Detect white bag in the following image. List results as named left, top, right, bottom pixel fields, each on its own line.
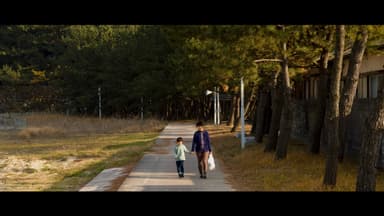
left=208, top=153, right=215, bottom=170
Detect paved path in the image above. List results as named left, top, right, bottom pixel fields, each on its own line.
left=117, top=122, right=234, bottom=191
left=79, top=167, right=126, bottom=191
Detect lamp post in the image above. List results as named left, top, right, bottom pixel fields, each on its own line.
left=206, top=87, right=220, bottom=125
left=240, top=77, right=245, bottom=149
left=213, top=87, right=217, bottom=125
left=216, top=86, right=220, bottom=125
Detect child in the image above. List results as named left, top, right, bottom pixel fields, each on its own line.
left=174, top=137, right=189, bottom=178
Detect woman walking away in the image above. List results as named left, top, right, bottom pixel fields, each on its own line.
left=191, top=121, right=212, bottom=179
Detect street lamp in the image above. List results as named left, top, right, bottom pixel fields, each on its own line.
left=206, top=87, right=220, bottom=125
left=205, top=89, right=216, bottom=125
left=98, top=87, right=101, bottom=119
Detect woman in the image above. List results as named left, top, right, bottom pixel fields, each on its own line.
left=191, top=121, right=212, bottom=179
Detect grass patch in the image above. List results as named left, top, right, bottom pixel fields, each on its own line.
left=209, top=126, right=384, bottom=191
left=0, top=113, right=165, bottom=191
left=103, top=140, right=153, bottom=150
left=46, top=145, right=151, bottom=191
left=22, top=113, right=165, bottom=135
left=0, top=133, right=158, bottom=191
left=18, top=127, right=64, bottom=139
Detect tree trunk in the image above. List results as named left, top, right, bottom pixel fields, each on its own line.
left=356, top=76, right=384, bottom=192
left=339, top=26, right=369, bottom=162
left=246, top=94, right=258, bottom=121
left=244, top=85, right=258, bottom=119
left=228, top=90, right=237, bottom=126
left=251, top=101, right=258, bottom=134
left=228, top=103, right=235, bottom=126
left=265, top=73, right=283, bottom=152
left=263, top=91, right=272, bottom=135
left=231, top=83, right=256, bottom=132
left=207, top=96, right=212, bottom=121
left=166, top=100, right=170, bottom=120
left=230, top=94, right=241, bottom=132
left=202, top=96, right=211, bottom=121
left=323, top=25, right=345, bottom=186
left=275, top=30, right=292, bottom=160
left=255, top=87, right=269, bottom=143
left=251, top=91, right=259, bottom=134
left=320, top=90, right=330, bottom=152
left=310, top=48, right=330, bottom=154
left=275, top=59, right=292, bottom=160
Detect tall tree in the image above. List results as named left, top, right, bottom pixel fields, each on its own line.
left=228, top=86, right=239, bottom=126
left=250, top=62, right=278, bottom=139
left=356, top=75, right=384, bottom=191
left=309, top=26, right=335, bottom=154
left=338, top=26, right=369, bottom=162
left=275, top=25, right=292, bottom=160
left=254, top=85, right=269, bottom=142
left=323, top=25, right=345, bottom=186
left=265, top=72, right=283, bottom=152
left=309, top=48, right=331, bottom=154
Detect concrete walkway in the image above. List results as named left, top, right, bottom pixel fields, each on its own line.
left=117, top=122, right=234, bottom=191
left=79, top=167, right=126, bottom=191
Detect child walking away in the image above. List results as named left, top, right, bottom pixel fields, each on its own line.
left=174, top=137, right=189, bottom=178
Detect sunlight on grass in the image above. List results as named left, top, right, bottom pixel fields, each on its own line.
left=209, top=125, right=384, bottom=191
left=0, top=113, right=165, bottom=191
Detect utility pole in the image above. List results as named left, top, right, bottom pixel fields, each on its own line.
left=213, top=87, right=217, bottom=125
left=217, top=86, right=220, bottom=125
left=240, top=77, right=245, bottom=149
left=141, top=96, right=144, bottom=121
left=98, top=87, right=101, bottom=119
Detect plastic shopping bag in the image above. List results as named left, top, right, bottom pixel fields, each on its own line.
left=208, top=153, right=215, bottom=170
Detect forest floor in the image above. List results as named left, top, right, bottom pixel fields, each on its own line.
left=208, top=124, right=384, bottom=191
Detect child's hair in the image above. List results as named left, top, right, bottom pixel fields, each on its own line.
left=176, top=137, right=183, bottom=142
left=196, top=121, right=204, bottom=127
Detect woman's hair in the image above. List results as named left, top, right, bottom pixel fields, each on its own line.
left=196, top=121, right=204, bottom=127
left=176, top=137, right=183, bottom=142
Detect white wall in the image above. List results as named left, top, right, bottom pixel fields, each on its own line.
left=343, top=54, right=384, bottom=75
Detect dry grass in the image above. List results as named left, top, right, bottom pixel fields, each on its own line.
left=0, top=113, right=166, bottom=191
left=0, top=132, right=159, bottom=191
left=18, top=127, right=64, bottom=139
left=18, top=113, right=164, bottom=137
left=209, top=125, right=384, bottom=191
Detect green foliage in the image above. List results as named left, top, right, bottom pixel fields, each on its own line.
left=1, top=25, right=383, bottom=118
left=0, top=65, right=20, bottom=83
